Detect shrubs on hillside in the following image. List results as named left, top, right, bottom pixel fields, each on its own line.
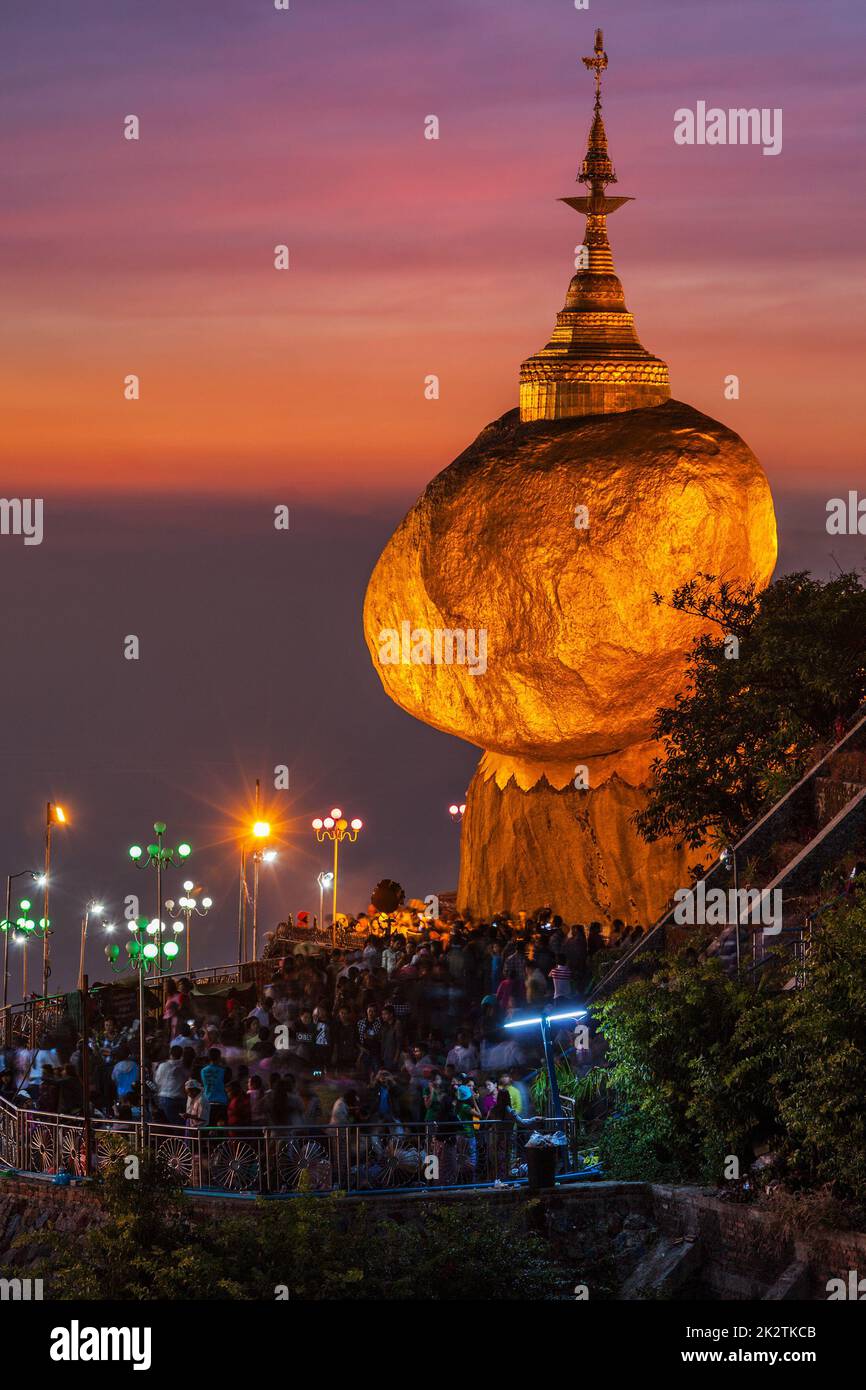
left=16, top=1154, right=564, bottom=1300
left=594, top=887, right=866, bottom=1219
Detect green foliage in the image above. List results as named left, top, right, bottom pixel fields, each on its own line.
left=635, top=571, right=866, bottom=850
left=593, top=955, right=780, bottom=1184
left=18, top=1150, right=219, bottom=1301
left=19, top=1171, right=564, bottom=1301
left=592, top=888, right=866, bottom=1214
left=531, top=1062, right=609, bottom=1118
left=596, top=1110, right=683, bottom=1184
left=773, top=889, right=866, bottom=1205
left=685, top=988, right=788, bottom=1181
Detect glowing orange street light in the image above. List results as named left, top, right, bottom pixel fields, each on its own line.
left=43, top=801, right=68, bottom=997
left=312, top=809, right=363, bottom=947
left=237, top=782, right=279, bottom=964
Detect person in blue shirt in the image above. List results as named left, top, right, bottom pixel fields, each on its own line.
left=111, top=1046, right=140, bottom=1114
left=200, top=1046, right=229, bottom=1126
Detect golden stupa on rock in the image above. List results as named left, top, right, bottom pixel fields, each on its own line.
left=363, top=31, right=778, bottom=925
left=520, top=31, right=670, bottom=420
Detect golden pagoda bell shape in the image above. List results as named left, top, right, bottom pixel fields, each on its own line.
left=519, top=30, right=670, bottom=420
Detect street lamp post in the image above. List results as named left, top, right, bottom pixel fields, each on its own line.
left=127, top=822, right=190, bottom=1112
left=238, top=816, right=277, bottom=964
left=448, top=802, right=466, bottom=824
left=237, top=843, right=247, bottom=967
left=80, top=971, right=93, bottom=1176
left=504, top=1005, right=588, bottom=1123
left=312, top=809, right=363, bottom=947
left=43, top=802, right=67, bottom=998
left=7, top=895, right=48, bottom=999
left=165, top=881, right=212, bottom=972
left=251, top=822, right=277, bottom=960
left=128, top=822, right=192, bottom=948
left=78, top=900, right=106, bottom=991
left=1, top=869, right=39, bottom=1011
left=104, top=915, right=184, bottom=1148
left=317, top=871, right=334, bottom=940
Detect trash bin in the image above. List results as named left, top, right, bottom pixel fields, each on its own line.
left=526, top=1144, right=557, bottom=1190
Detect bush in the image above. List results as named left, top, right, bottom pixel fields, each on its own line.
left=591, top=887, right=866, bottom=1215
left=19, top=1176, right=565, bottom=1301
left=593, top=956, right=775, bottom=1183
left=773, top=888, right=866, bottom=1207
left=636, top=570, right=866, bottom=849
left=596, top=1110, right=684, bottom=1184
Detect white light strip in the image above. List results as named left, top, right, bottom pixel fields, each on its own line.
left=504, top=1009, right=587, bottom=1029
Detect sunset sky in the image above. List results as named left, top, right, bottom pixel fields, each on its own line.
left=0, top=0, right=863, bottom=989
left=2, top=0, right=864, bottom=499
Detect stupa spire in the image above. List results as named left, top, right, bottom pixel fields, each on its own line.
left=579, top=29, right=616, bottom=189
left=519, top=30, right=670, bottom=422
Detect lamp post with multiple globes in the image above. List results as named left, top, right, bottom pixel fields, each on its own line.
left=448, top=802, right=466, bottom=824
left=311, top=810, right=363, bottom=947
left=103, top=916, right=183, bottom=977
left=144, top=915, right=185, bottom=971
left=126, top=823, right=191, bottom=1094
left=10, top=895, right=49, bottom=999
left=128, top=822, right=192, bottom=946
left=165, top=881, right=212, bottom=972
left=104, top=915, right=183, bottom=1146
left=1, top=870, right=41, bottom=1009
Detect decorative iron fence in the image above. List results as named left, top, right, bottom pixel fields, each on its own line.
left=0, top=994, right=68, bottom=1049
left=0, top=961, right=260, bottom=1048
left=0, top=1097, right=581, bottom=1195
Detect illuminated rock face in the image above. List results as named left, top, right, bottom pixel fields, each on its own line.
left=363, top=401, right=776, bottom=925
left=457, top=747, right=695, bottom=925
left=362, top=31, right=778, bottom=925
left=363, top=399, right=777, bottom=763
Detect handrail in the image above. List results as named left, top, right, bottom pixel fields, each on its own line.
left=0, top=1096, right=579, bottom=1195
left=591, top=705, right=866, bottom=1000
left=0, top=1089, right=562, bottom=1136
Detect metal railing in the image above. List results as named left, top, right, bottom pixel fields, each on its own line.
left=0, top=960, right=264, bottom=1049
left=591, top=704, right=866, bottom=1001
left=0, top=994, right=68, bottom=1049
left=0, top=1095, right=580, bottom=1195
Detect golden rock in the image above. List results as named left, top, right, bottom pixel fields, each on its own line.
left=363, top=399, right=776, bottom=763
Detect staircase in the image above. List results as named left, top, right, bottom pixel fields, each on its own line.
left=592, top=706, right=866, bottom=998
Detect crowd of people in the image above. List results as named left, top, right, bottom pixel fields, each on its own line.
left=0, top=910, right=639, bottom=1145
